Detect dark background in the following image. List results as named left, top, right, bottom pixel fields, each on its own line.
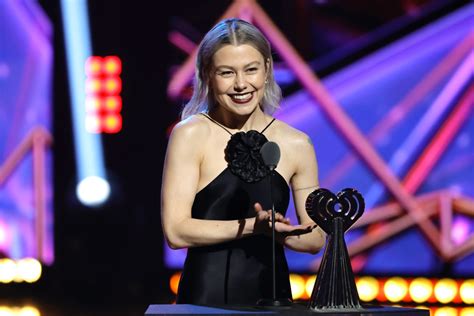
left=1, top=0, right=467, bottom=314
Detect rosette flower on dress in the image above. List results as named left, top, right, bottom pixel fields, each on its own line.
left=224, top=130, right=270, bottom=183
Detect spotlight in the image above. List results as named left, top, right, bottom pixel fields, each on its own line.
left=85, top=56, right=103, bottom=76
left=18, top=306, right=41, bottom=316
left=460, top=307, right=474, bottom=316
left=16, top=258, right=42, bottom=283
left=384, top=277, right=408, bottom=302
left=356, top=276, right=379, bottom=302
left=169, top=272, right=181, bottom=295
left=409, top=277, right=433, bottom=303
left=433, top=306, right=457, bottom=316
left=434, top=279, right=457, bottom=304
left=76, top=176, right=111, bottom=207
left=459, top=279, right=474, bottom=304
left=103, top=56, right=122, bottom=76
left=0, top=259, right=16, bottom=283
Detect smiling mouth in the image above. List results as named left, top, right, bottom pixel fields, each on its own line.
left=229, top=92, right=253, bottom=103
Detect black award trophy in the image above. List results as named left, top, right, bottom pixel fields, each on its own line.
left=305, top=188, right=429, bottom=315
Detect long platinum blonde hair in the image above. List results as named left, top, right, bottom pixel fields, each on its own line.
left=181, top=18, right=282, bottom=120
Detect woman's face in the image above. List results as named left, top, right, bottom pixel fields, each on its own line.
left=210, top=44, right=268, bottom=116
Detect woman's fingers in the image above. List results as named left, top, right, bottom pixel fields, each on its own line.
left=273, top=222, right=314, bottom=235
left=254, top=202, right=264, bottom=213
left=266, top=210, right=291, bottom=224
left=254, top=203, right=295, bottom=235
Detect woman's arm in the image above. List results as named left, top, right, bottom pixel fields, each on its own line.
left=282, top=134, right=326, bottom=254
left=161, top=119, right=275, bottom=249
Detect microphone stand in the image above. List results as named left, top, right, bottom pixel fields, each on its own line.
left=270, top=169, right=277, bottom=302
left=257, top=166, right=292, bottom=308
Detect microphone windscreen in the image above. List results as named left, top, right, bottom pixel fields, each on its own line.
left=260, top=141, right=280, bottom=170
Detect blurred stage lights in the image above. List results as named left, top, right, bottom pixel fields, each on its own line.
left=167, top=273, right=474, bottom=307
left=0, top=305, right=41, bottom=316
left=434, top=306, right=458, bottom=316
left=289, top=274, right=306, bottom=300
left=85, top=56, right=123, bottom=134
left=434, top=278, right=458, bottom=304
left=85, top=78, right=122, bottom=95
left=0, top=258, right=41, bottom=283
left=0, top=306, right=40, bottom=316
left=356, top=276, right=379, bottom=302
left=459, top=279, right=474, bottom=304
left=85, top=56, right=122, bottom=76
left=169, top=272, right=181, bottom=296
left=460, top=307, right=474, bottom=316
left=409, top=277, right=433, bottom=303
left=305, top=275, right=316, bottom=299
left=76, top=176, right=111, bottom=207
left=384, top=277, right=409, bottom=303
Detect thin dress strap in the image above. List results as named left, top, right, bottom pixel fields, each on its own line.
left=260, top=118, right=276, bottom=134
left=200, top=113, right=233, bottom=136
left=200, top=113, right=276, bottom=135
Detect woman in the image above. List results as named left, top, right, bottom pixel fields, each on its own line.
left=161, top=18, right=325, bottom=306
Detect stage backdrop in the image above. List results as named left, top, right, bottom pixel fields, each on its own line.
left=164, top=4, right=474, bottom=276
left=0, top=1, right=54, bottom=264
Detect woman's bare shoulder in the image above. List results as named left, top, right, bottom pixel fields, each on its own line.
left=272, top=119, right=313, bottom=148
left=170, top=114, right=211, bottom=141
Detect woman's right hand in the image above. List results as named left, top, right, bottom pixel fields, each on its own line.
left=253, top=203, right=313, bottom=237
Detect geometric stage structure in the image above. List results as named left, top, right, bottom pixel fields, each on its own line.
left=0, top=1, right=54, bottom=264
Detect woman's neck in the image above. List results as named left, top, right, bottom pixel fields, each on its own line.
left=209, top=106, right=267, bottom=132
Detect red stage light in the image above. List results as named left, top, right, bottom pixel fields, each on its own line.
left=103, top=77, right=122, bottom=95
left=103, top=56, right=122, bottom=76
left=85, top=56, right=103, bottom=76
left=85, top=96, right=102, bottom=113
left=104, top=96, right=122, bottom=112
left=102, top=113, right=122, bottom=133
left=85, top=78, right=102, bottom=95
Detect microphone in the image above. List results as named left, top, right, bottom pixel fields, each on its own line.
left=260, top=141, right=280, bottom=171
left=257, top=142, right=292, bottom=307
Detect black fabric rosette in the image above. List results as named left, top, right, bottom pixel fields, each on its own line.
left=224, top=130, right=270, bottom=183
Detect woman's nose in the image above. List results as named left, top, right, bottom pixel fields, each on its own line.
left=234, top=73, right=247, bottom=91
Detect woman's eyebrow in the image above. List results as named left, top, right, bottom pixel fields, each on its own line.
left=215, top=61, right=261, bottom=70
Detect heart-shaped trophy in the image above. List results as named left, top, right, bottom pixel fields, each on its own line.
left=305, top=188, right=364, bottom=311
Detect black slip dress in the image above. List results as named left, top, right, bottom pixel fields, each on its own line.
left=176, top=113, right=292, bottom=306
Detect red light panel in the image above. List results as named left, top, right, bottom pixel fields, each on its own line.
left=84, top=55, right=123, bottom=134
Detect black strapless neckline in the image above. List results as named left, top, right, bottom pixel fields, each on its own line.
left=196, top=168, right=289, bottom=196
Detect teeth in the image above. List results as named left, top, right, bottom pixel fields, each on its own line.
left=232, top=93, right=252, bottom=100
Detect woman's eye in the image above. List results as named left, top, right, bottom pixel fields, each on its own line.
left=246, top=67, right=258, bottom=73
left=219, top=71, right=233, bottom=77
